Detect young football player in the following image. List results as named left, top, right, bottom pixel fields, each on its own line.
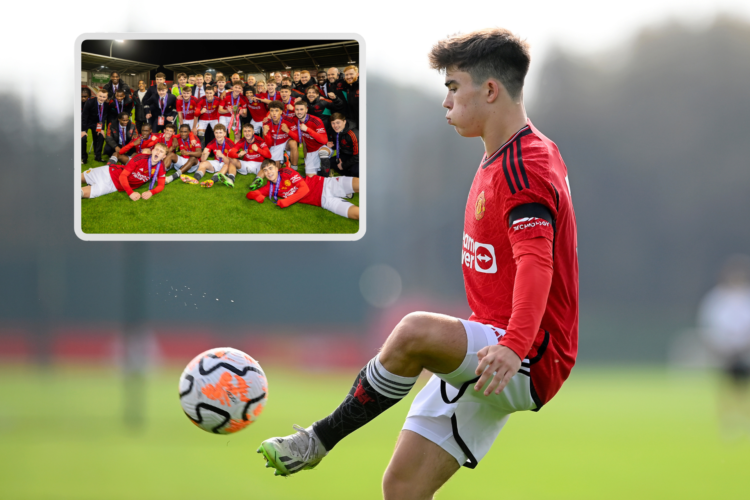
left=289, top=100, right=329, bottom=177
left=81, top=88, right=110, bottom=162
left=114, top=122, right=158, bottom=164
left=329, top=113, right=359, bottom=178
left=172, top=73, right=190, bottom=97
left=243, top=87, right=267, bottom=135
left=262, top=101, right=298, bottom=170
left=196, top=86, right=220, bottom=148
left=258, top=80, right=281, bottom=105
left=258, top=29, right=579, bottom=500
left=226, top=123, right=272, bottom=179
left=282, top=76, right=306, bottom=101
left=153, top=123, right=181, bottom=171
left=246, top=159, right=359, bottom=220
left=166, top=124, right=203, bottom=184
left=188, top=75, right=196, bottom=86
left=176, top=86, right=199, bottom=131
left=192, top=73, right=207, bottom=100
left=219, top=82, right=248, bottom=139
left=81, top=142, right=168, bottom=201
left=278, top=85, right=298, bottom=119
left=107, top=90, right=134, bottom=129
left=204, top=72, right=214, bottom=87
left=193, top=123, right=236, bottom=187
left=304, top=86, right=343, bottom=142
left=104, top=112, right=138, bottom=164
left=151, top=83, right=178, bottom=133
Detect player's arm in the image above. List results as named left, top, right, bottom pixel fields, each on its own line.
left=246, top=183, right=270, bottom=203
left=118, top=163, right=140, bottom=200
left=218, top=97, right=230, bottom=114
left=118, top=137, right=136, bottom=155
left=145, top=173, right=167, bottom=197
left=104, top=126, right=118, bottom=150
left=257, top=144, right=272, bottom=159
left=276, top=179, right=310, bottom=208
left=200, top=146, right=211, bottom=161
left=474, top=203, right=556, bottom=396
left=227, top=145, right=243, bottom=159
left=307, top=124, right=328, bottom=145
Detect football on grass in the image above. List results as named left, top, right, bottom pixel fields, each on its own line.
left=179, top=347, right=268, bottom=434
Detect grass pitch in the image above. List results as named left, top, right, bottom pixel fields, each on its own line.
left=80, top=133, right=359, bottom=235
left=0, top=365, right=748, bottom=499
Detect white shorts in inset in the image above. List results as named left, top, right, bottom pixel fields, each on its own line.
left=304, top=151, right=321, bottom=175
left=403, top=319, right=537, bottom=468
left=204, top=159, right=225, bottom=173
left=174, top=155, right=199, bottom=173
left=218, top=116, right=231, bottom=129
left=321, top=176, right=355, bottom=218
left=197, top=119, right=218, bottom=131
left=269, top=143, right=288, bottom=161
left=83, top=166, right=118, bottom=199
left=238, top=160, right=263, bottom=176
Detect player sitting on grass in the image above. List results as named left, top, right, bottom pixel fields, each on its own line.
left=257, top=29, right=578, bottom=500
left=177, top=86, right=199, bottom=131
left=227, top=123, right=272, bottom=180
left=82, top=142, right=168, bottom=201
left=262, top=101, right=298, bottom=170
left=246, top=159, right=359, bottom=220
left=166, top=124, right=203, bottom=184
left=104, top=112, right=137, bottom=165
left=193, top=123, right=236, bottom=187
left=111, top=123, right=157, bottom=165
left=196, top=86, right=220, bottom=149
left=290, top=100, right=330, bottom=177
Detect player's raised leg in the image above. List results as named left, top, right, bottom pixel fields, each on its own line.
left=258, top=312, right=467, bottom=476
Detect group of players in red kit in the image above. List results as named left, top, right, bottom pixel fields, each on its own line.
left=80, top=66, right=361, bottom=221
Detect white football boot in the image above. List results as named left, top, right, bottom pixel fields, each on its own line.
left=257, top=425, right=328, bottom=476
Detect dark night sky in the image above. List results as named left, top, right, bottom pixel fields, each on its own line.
left=81, top=39, right=342, bottom=78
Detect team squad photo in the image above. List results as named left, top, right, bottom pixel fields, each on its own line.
left=79, top=39, right=361, bottom=235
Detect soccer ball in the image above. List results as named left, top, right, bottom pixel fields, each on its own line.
left=179, top=347, right=268, bottom=434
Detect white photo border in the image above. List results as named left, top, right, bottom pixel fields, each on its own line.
left=74, top=32, right=365, bottom=242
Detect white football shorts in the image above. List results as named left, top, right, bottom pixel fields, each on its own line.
left=197, top=119, right=218, bottom=131
left=269, top=143, right=288, bottom=161
left=205, top=159, right=225, bottom=173
left=218, top=116, right=231, bottom=129
left=238, top=160, right=263, bottom=176
left=83, top=166, right=118, bottom=199
left=304, top=151, right=321, bottom=175
left=321, top=177, right=355, bottom=218
left=251, top=119, right=263, bottom=135
left=403, top=319, right=537, bottom=468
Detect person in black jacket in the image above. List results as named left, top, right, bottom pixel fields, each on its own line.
left=133, top=80, right=151, bottom=134
left=103, top=71, right=132, bottom=99
left=330, top=113, right=359, bottom=178
left=81, top=88, right=93, bottom=164
left=107, top=90, right=134, bottom=129
left=303, top=86, right=345, bottom=142
left=81, top=88, right=111, bottom=163
left=149, top=84, right=178, bottom=133
left=104, top=112, right=138, bottom=164
left=341, top=65, right=359, bottom=128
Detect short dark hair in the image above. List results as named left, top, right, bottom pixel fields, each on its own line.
left=117, top=112, right=130, bottom=120
left=330, top=112, right=346, bottom=122
left=165, top=123, right=176, bottom=132
left=295, top=100, right=308, bottom=109
left=213, top=123, right=227, bottom=133
left=279, top=85, right=292, bottom=91
left=428, top=28, right=530, bottom=99
left=179, top=124, right=190, bottom=130
left=242, top=122, right=255, bottom=130
left=261, top=158, right=276, bottom=169
left=268, top=101, right=284, bottom=111
left=245, top=86, right=256, bottom=95
left=306, top=86, right=320, bottom=96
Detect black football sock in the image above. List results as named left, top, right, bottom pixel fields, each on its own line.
left=227, top=174, right=235, bottom=181
left=312, top=356, right=418, bottom=451
left=194, top=171, right=203, bottom=181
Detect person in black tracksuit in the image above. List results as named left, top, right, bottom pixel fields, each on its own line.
left=103, top=112, right=138, bottom=163
left=133, top=80, right=151, bottom=134
left=341, top=67, right=360, bottom=129
left=81, top=88, right=93, bottom=164
left=330, top=112, right=359, bottom=178
left=102, top=71, right=132, bottom=99
left=106, top=90, right=134, bottom=130
left=81, top=88, right=110, bottom=162
left=303, top=86, right=345, bottom=143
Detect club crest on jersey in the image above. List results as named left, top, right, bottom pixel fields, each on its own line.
left=475, top=191, right=486, bottom=221
left=462, top=232, right=497, bottom=274
left=284, top=180, right=291, bottom=187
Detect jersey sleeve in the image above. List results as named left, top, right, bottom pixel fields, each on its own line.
left=308, top=119, right=328, bottom=144
left=277, top=176, right=310, bottom=208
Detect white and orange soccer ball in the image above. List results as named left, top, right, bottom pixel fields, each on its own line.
left=179, top=347, right=268, bottom=434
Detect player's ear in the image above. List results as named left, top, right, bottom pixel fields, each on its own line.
left=485, top=79, right=502, bottom=104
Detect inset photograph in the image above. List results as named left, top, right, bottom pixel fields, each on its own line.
left=76, top=35, right=363, bottom=240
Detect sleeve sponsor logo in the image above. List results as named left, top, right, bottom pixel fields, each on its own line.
left=511, top=217, right=550, bottom=232
left=282, top=186, right=298, bottom=198
left=462, top=232, right=497, bottom=274
left=290, top=174, right=302, bottom=183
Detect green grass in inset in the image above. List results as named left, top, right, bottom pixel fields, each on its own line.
left=80, top=133, right=359, bottom=234
left=0, top=365, right=747, bottom=499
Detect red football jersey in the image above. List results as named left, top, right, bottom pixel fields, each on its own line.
left=279, top=99, right=297, bottom=119
left=177, top=96, right=199, bottom=121
left=205, top=138, right=235, bottom=163
left=197, top=97, right=220, bottom=120
left=262, top=91, right=282, bottom=103
left=288, top=115, right=327, bottom=153
left=175, top=135, right=201, bottom=159
left=462, top=120, right=578, bottom=408
left=118, top=133, right=157, bottom=155
left=220, top=92, right=247, bottom=117
left=228, top=136, right=272, bottom=162
left=109, top=153, right=166, bottom=192
left=262, top=117, right=295, bottom=147
left=246, top=98, right=268, bottom=122
left=155, top=132, right=179, bottom=149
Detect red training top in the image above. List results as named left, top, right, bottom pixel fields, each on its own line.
left=228, top=135, right=272, bottom=162
left=288, top=114, right=327, bottom=153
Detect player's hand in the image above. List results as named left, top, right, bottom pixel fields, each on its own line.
left=115, top=147, right=120, bottom=153
left=81, top=131, right=87, bottom=138
left=251, top=144, right=258, bottom=152
left=281, top=123, right=289, bottom=133
left=327, top=141, right=333, bottom=148
left=294, top=97, right=301, bottom=103
left=129, top=192, right=141, bottom=201
left=201, top=108, right=207, bottom=114
left=287, top=104, right=294, bottom=111
left=328, top=92, right=336, bottom=99
left=191, top=140, right=198, bottom=147
left=240, top=109, right=247, bottom=116
left=263, top=125, right=270, bottom=134
left=146, top=113, right=152, bottom=119
left=238, top=150, right=246, bottom=157
left=300, top=123, right=308, bottom=132
left=167, top=116, right=174, bottom=122
left=141, top=191, right=153, bottom=200
left=337, top=159, right=343, bottom=170
left=473, top=344, right=522, bottom=396
left=216, top=151, right=224, bottom=159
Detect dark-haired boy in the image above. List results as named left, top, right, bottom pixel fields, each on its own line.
left=227, top=123, right=272, bottom=179
left=219, top=82, right=248, bottom=140
left=172, top=73, right=190, bottom=97
left=262, top=101, right=298, bottom=169
left=114, top=122, right=157, bottom=164
left=81, top=88, right=110, bottom=163
left=289, top=101, right=329, bottom=177
left=278, top=85, right=298, bottom=119
left=192, top=73, right=207, bottom=100
left=165, top=124, right=203, bottom=183
left=150, top=84, right=177, bottom=134
left=329, top=113, right=359, bottom=178
left=196, top=86, right=220, bottom=148
left=244, top=87, right=267, bottom=135
left=258, top=29, right=579, bottom=500
left=107, top=90, right=134, bottom=130
left=246, top=159, right=359, bottom=220
left=104, top=112, right=138, bottom=164
left=176, top=86, right=199, bottom=131
left=194, top=123, right=236, bottom=187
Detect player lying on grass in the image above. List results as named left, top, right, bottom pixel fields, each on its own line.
left=82, top=142, right=168, bottom=201
left=166, top=124, right=203, bottom=184
left=246, top=159, right=359, bottom=220
left=193, top=123, right=236, bottom=187
left=262, top=101, right=298, bottom=170
left=289, top=100, right=330, bottom=177
left=226, top=123, right=272, bottom=180
left=109, top=123, right=158, bottom=165
left=257, top=28, right=578, bottom=500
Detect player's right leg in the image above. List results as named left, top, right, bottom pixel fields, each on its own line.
left=258, top=312, right=467, bottom=476
left=81, top=166, right=118, bottom=199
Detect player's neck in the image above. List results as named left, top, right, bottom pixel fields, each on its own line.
left=481, top=102, right=528, bottom=157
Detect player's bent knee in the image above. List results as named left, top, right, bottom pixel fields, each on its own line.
left=390, top=312, right=436, bottom=352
